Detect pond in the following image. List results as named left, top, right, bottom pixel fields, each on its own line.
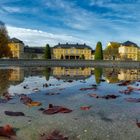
left=0, top=67, right=140, bottom=140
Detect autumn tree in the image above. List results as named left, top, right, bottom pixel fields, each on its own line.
left=104, top=42, right=120, bottom=60
left=0, top=21, right=12, bottom=58
left=44, top=44, right=51, bottom=59
left=94, top=42, right=103, bottom=60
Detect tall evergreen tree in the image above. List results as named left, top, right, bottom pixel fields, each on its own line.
left=44, top=44, right=51, bottom=59
left=0, top=21, right=12, bottom=58
left=94, top=41, right=103, bottom=60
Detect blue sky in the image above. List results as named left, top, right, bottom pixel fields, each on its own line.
left=0, top=0, right=140, bottom=48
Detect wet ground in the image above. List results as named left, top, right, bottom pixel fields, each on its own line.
left=0, top=67, right=140, bottom=140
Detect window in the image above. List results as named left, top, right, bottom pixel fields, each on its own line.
left=71, top=49, right=74, bottom=53
left=66, top=50, right=68, bottom=54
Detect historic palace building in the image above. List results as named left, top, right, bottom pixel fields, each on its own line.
left=119, top=41, right=139, bottom=61
left=53, top=43, right=92, bottom=60
left=8, top=38, right=24, bottom=59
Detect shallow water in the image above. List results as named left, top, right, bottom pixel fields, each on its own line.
left=0, top=67, right=140, bottom=140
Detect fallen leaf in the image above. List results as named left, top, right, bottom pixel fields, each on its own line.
left=42, top=104, right=72, bottom=115
left=0, top=125, right=16, bottom=138
left=80, top=106, right=91, bottom=111
left=4, top=111, right=25, bottom=116
left=40, top=130, right=68, bottom=140
left=27, top=101, right=42, bottom=107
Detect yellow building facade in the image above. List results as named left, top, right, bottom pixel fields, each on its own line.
left=119, top=41, right=139, bottom=61
left=8, top=38, right=24, bottom=59
left=53, top=43, right=92, bottom=60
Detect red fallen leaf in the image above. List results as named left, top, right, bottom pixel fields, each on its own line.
left=0, top=125, right=16, bottom=138
left=4, top=94, right=13, bottom=101
left=118, top=81, right=131, bottom=86
left=20, top=95, right=32, bottom=104
left=43, top=104, right=72, bottom=115
left=136, top=119, right=140, bottom=128
left=59, top=107, right=72, bottom=113
left=20, top=95, right=41, bottom=107
left=80, top=87, right=96, bottom=91
left=125, top=98, right=140, bottom=103
left=80, top=106, right=91, bottom=111
left=40, top=130, right=68, bottom=140
left=43, top=107, right=60, bottom=115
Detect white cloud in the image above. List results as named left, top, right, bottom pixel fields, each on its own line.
left=44, top=0, right=95, bottom=30
left=7, top=25, right=89, bottom=46
left=2, top=6, right=21, bottom=13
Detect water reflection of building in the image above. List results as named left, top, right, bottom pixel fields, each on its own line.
left=9, top=67, right=24, bottom=82
left=103, top=68, right=140, bottom=83
left=53, top=67, right=91, bottom=80
left=118, top=69, right=140, bottom=81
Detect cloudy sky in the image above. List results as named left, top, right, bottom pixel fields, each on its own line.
left=0, top=0, right=140, bottom=49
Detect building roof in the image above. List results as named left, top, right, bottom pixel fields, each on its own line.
left=9, top=38, right=24, bottom=44
left=24, top=47, right=45, bottom=54
left=53, top=43, right=92, bottom=50
left=108, top=42, right=121, bottom=46
left=121, top=41, right=138, bottom=48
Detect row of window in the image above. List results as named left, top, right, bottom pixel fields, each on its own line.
left=53, top=49, right=91, bottom=54
left=125, top=48, right=137, bottom=53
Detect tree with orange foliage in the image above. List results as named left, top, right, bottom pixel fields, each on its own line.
left=0, top=21, right=12, bottom=58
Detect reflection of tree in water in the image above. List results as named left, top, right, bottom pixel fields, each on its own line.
left=43, top=67, right=51, bottom=81
left=103, top=68, right=119, bottom=83
left=94, top=68, right=103, bottom=84
left=0, top=69, right=12, bottom=96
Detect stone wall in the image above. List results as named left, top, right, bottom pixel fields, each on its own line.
left=0, top=59, right=139, bottom=68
